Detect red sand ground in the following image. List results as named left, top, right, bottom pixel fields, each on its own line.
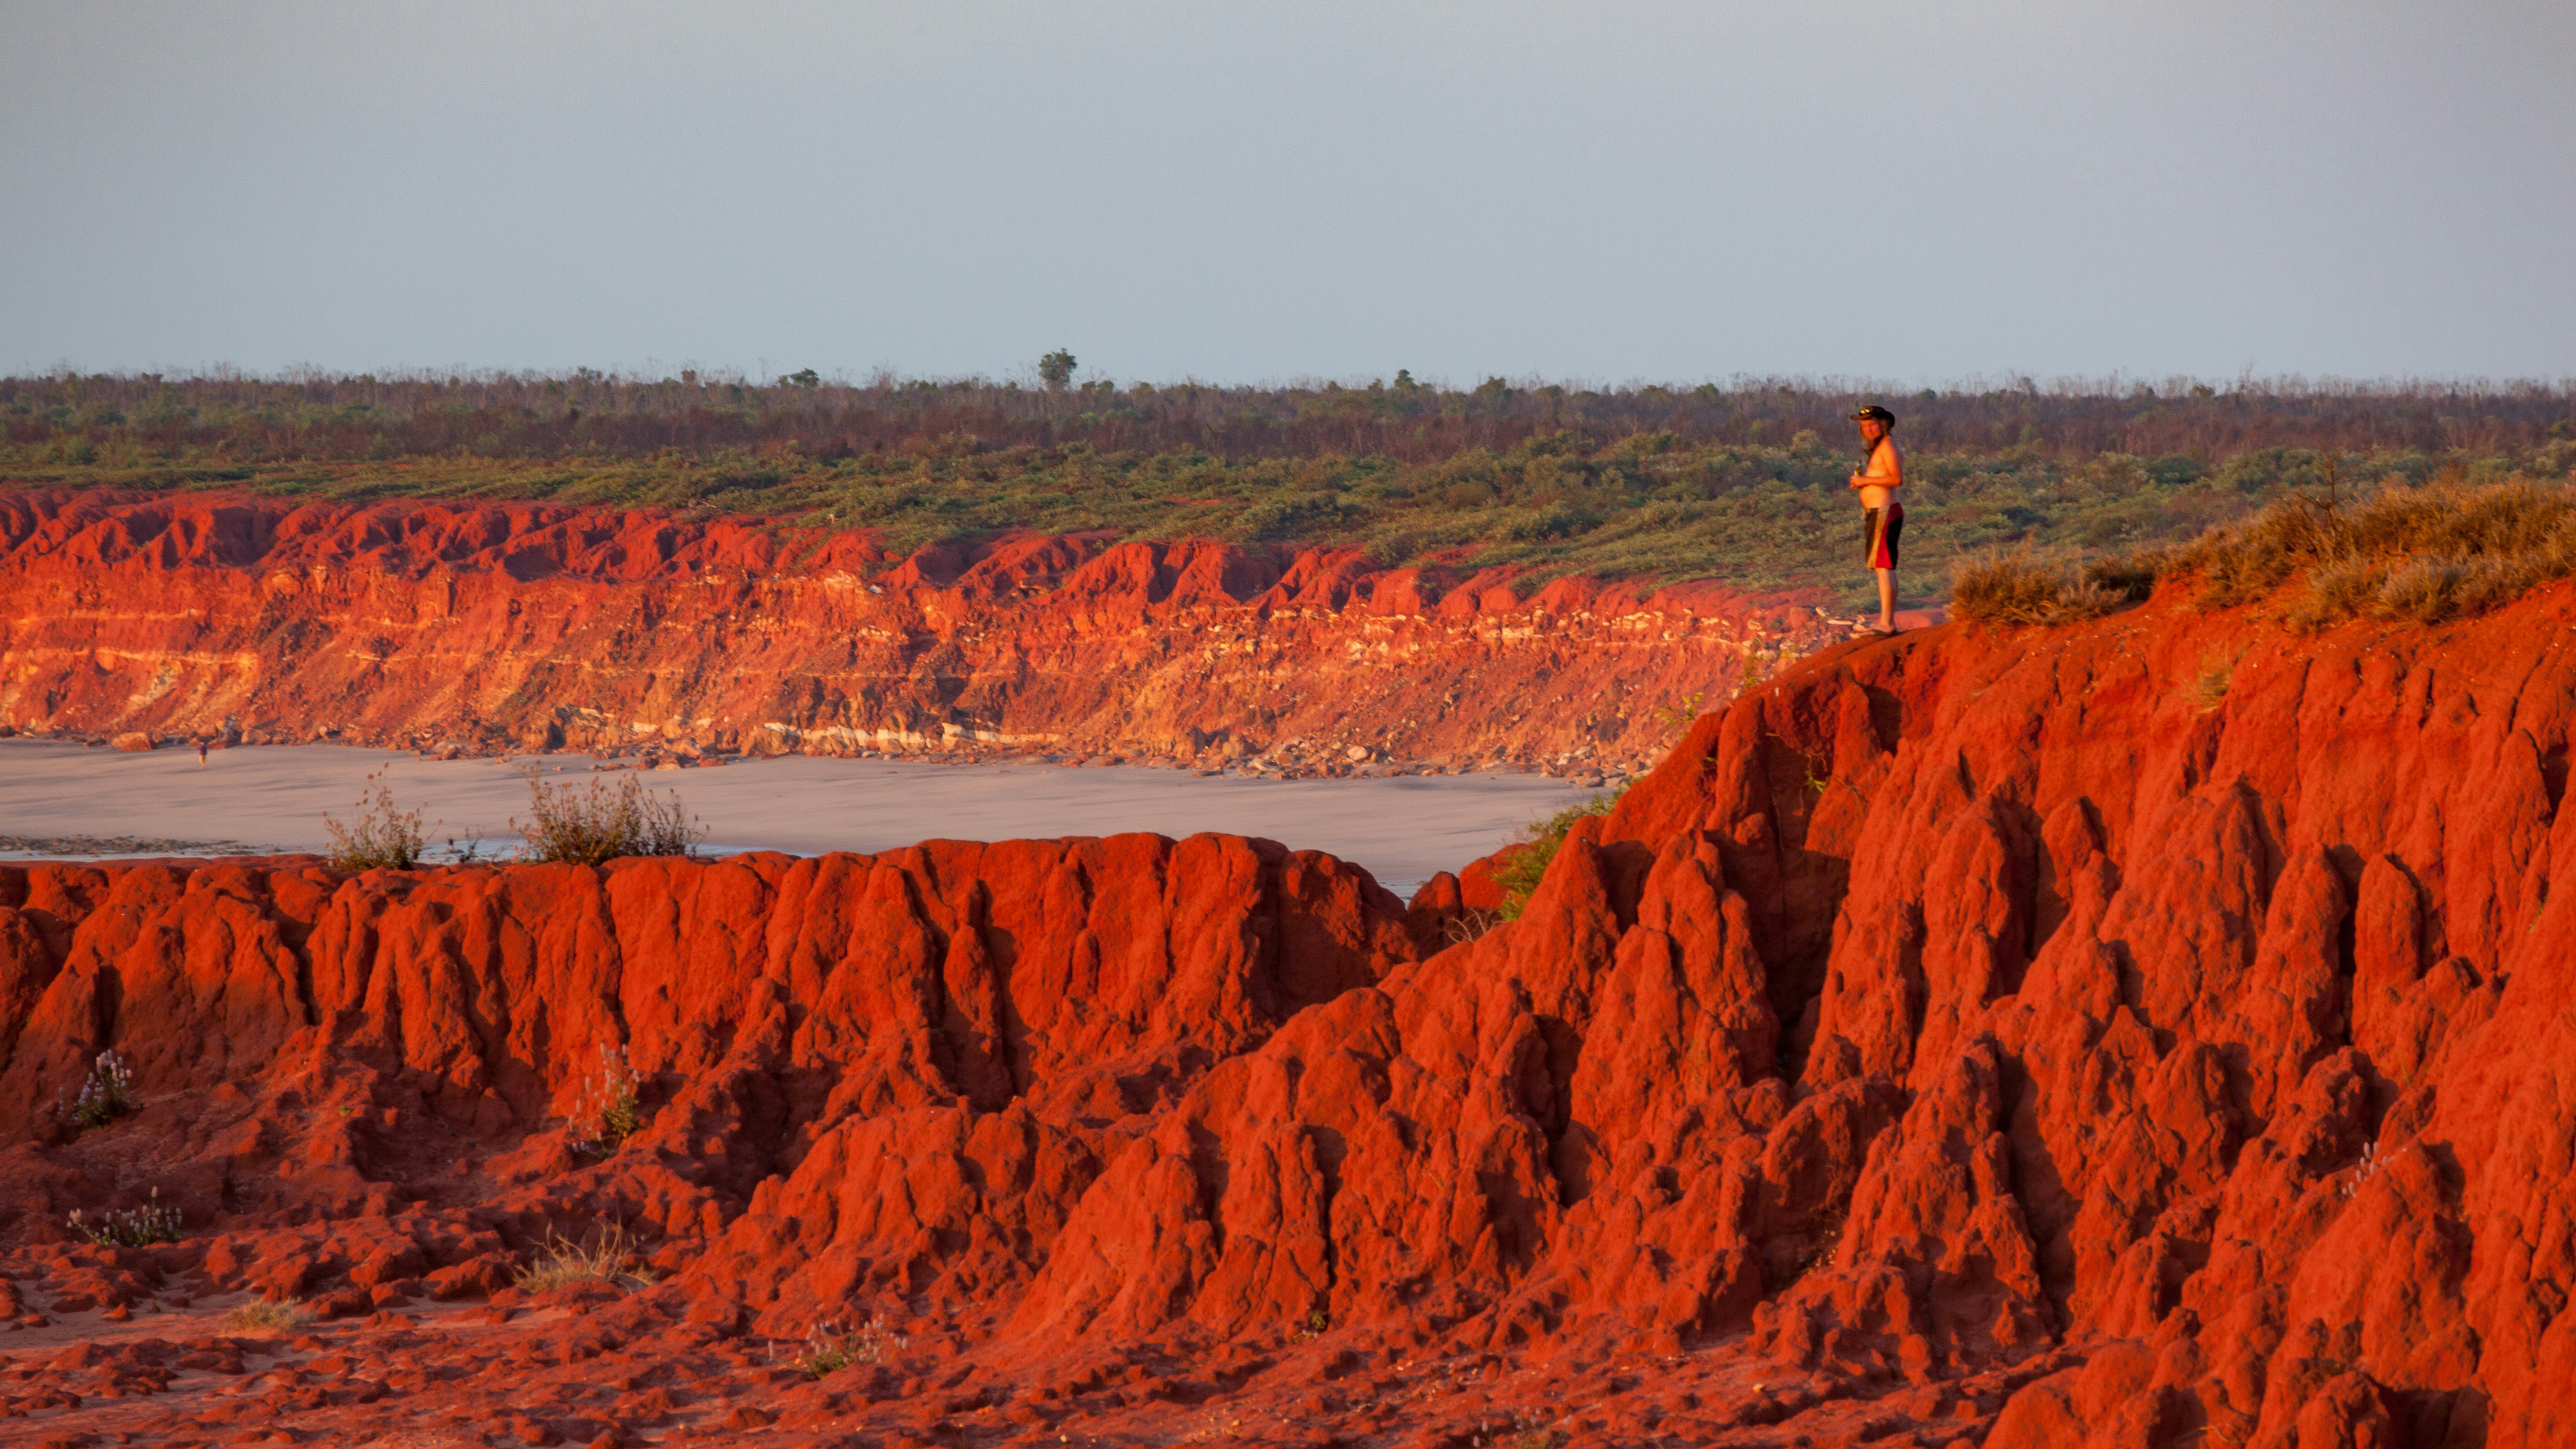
left=0, top=490, right=1849, bottom=777
left=4, top=565, right=2571, bottom=1447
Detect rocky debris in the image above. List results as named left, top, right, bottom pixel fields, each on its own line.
left=4, top=571, right=2574, bottom=1443
left=0, top=489, right=1843, bottom=777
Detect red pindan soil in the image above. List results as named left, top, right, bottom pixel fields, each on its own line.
left=5, top=562, right=2576, bottom=1447
left=0, top=489, right=1844, bottom=775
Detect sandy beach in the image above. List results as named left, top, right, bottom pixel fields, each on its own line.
left=0, top=739, right=1601, bottom=894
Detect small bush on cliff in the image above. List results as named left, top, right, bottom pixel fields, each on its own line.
left=222, top=1298, right=315, bottom=1334
left=68, top=1188, right=182, bottom=1247
left=795, top=1315, right=906, bottom=1378
left=64, top=1049, right=135, bottom=1130
left=1492, top=792, right=1618, bottom=921
left=573, top=1043, right=645, bottom=1155
left=1950, top=545, right=2155, bottom=626
left=324, top=769, right=427, bottom=871
left=2187, top=650, right=2237, bottom=712
left=514, top=1221, right=656, bottom=1294
left=512, top=765, right=703, bottom=864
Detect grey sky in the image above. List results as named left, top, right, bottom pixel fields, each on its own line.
left=5, top=1, right=2570, bottom=386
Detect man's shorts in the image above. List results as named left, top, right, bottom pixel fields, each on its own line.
left=1865, top=503, right=1904, bottom=571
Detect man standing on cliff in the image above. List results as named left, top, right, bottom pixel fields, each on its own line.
left=1849, top=404, right=1904, bottom=634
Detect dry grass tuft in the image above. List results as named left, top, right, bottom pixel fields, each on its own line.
left=513, top=1221, right=656, bottom=1294
left=1950, top=546, right=2158, bottom=626
left=2166, top=475, right=2576, bottom=627
left=223, top=1298, right=316, bottom=1334
left=1442, top=906, right=1506, bottom=946
left=1956, top=475, right=2576, bottom=632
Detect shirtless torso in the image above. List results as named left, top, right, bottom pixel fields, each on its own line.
left=1851, top=428, right=1902, bottom=507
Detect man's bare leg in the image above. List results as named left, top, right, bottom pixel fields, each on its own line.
left=1876, top=568, right=1898, bottom=633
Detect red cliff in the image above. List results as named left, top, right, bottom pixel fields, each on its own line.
left=0, top=489, right=1842, bottom=776
left=4, top=570, right=2573, bottom=1446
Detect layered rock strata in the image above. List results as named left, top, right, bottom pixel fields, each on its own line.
left=3, top=575, right=2571, bottom=1445
left=0, top=489, right=1840, bottom=777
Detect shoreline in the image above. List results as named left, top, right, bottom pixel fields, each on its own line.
left=0, top=737, right=1599, bottom=894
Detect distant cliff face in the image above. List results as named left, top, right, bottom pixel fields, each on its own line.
left=7, top=519, right=2567, bottom=1445
left=0, top=489, right=1840, bottom=774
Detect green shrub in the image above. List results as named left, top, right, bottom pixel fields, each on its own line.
left=1491, top=792, right=1618, bottom=921
left=69, top=1188, right=182, bottom=1246
left=65, top=1050, right=134, bottom=1130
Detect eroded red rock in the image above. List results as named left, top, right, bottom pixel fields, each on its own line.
left=0, top=489, right=1840, bottom=773
left=6, top=574, right=2576, bottom=1445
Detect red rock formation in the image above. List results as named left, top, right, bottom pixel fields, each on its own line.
left=6, top=574, right=2576, bottom=1445
left=0, top=488, right=1840, bottom=774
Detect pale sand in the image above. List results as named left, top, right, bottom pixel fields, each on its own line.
left=0, top=741, right=1602, bottom=894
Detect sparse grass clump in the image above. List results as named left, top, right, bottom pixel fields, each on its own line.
left=794, top=1315, right=906, bottom=1379
left=222, top=1298, right=316, bottom=1334
left=512, top=1221, right=655, bottom=1294
left=324, top=768, right=427, bottom=871
left=1491, top=791, right=1619, bottom=921
left=68, top=1188, right=182, bottom=1247
left=513, top=765, right=702, bottom=865
left=63, top=1049, right=136, bottom=1130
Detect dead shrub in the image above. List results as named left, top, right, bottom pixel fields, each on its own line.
left=223, top=1298, right=315, bottom=1334
left=512, top=1221, right=655, bottom=1294
left=512, top=765, right=702, bottom=865
left=324, top=768, right=426, bottom=871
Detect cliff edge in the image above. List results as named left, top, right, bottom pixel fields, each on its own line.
left=0, top=489, right=1843, bottom=777
left=3, top=568, right=2570, bottom=1446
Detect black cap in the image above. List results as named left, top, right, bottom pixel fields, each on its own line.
left=1849, top=404, right=1896, bottom=423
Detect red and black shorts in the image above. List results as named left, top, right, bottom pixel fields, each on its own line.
left=1864, top=503, right=1904, bottom=571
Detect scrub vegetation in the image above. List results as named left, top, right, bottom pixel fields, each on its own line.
left=6, top=369, right=2571, bottom=606
left=1953, top=474, right=2576, bottom=629
left=1493, top=792, right=1620, bottom=921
